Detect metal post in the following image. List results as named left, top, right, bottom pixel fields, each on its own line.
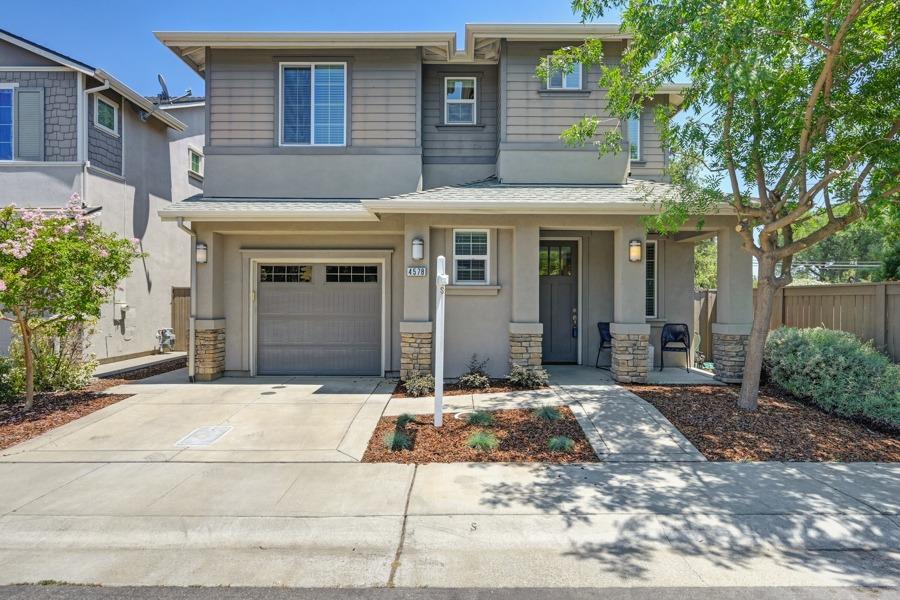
left=434, top=255, right=449, bottom=427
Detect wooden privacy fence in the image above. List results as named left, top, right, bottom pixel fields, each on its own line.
left=694, top=281, right=900, bottom=363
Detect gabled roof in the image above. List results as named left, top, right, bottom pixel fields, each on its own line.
left=158, top=196, right=378, bottom=222
left=0, top=28, right=186, bottom=132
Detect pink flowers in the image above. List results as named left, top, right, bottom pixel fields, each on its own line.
left=17, top=268, right=27, bottom=276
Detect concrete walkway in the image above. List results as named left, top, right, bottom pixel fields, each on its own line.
left=0, top=461, right=897, bottom=588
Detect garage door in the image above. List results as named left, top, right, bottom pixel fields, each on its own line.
left=256, top=263, right=381, bottom=375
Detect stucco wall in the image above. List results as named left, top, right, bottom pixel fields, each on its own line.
left=162, top=104, right=205, bottom=202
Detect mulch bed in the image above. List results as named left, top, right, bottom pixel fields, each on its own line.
left=625, top=384, right=900, bottom=462
left=362, top=406, right=598, bottom=463
left=391, top=380, right=540, bottom=399
left=0, top=355, right=185, bottom=451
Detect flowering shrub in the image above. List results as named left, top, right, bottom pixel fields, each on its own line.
left=0, top=194, right=140, bottom=409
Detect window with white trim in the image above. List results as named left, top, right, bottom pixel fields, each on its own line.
left=453, top=229, right=489, bottom=284
left=645, top=241, right=657, bottom=318
left=281, top=63, right=346, bottom=146
left=94, top=95, right=119, bottom=136
left=0, top=84, right=14, bottom=161
left=189, top=148, right=203, bottom=176
left=546, top=57, right=582, bottom=90
left=444, top=77, right=476, bottom=125
left=628, top=116, right=641, bottom=160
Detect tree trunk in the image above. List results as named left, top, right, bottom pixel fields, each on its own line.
left=737, top=256, right=779, bottom=410
left=21, top=324, right=35, bottom=412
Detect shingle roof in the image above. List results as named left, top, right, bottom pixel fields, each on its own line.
left=158, top=196, right=377, bottom=221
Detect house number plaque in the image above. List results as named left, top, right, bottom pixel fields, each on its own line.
left=406, top=266, right=428, bottom=277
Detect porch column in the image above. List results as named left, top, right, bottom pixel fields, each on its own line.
left=611, top=224, right=650, bottom=383
left=400, top=216, right=432, bottom=379
left=195, top=230, right=225, bottom=381
left=510, top=224, right=542, bottom=369
left=712, top=227, right=753, bottom=382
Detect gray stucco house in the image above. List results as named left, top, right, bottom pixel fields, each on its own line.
left=0, top=29, right=205, bottom=362
left=156, top=24, right=753, bottom=384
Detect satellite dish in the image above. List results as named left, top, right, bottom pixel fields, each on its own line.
left=157, top=74, right=170, bottom=101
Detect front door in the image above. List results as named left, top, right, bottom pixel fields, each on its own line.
left=539, top=241, right=578, bottom=363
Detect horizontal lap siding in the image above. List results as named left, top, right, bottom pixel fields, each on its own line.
left=422, top=64, right=498, bottom=162
left=209, top=50, right=275, bottom=147
left=352, top=51, right=418, bottom=146
left=630, top=97, right=667, bottom=178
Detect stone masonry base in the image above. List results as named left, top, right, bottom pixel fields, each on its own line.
left=712, top=332, right=750, bottom=383
left=194, top=328, right=225, bottom=381
left=509, top=333, right=543, bottom=370
left=611, top=332, right=649, bottom=384
left=400, top=332, right=432, bottom=380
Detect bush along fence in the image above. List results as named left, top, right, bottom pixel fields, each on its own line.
left=695, top=281, right=900, bottom=363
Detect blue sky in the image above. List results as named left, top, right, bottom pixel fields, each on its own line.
left=3, top=0, right=618, bottom=98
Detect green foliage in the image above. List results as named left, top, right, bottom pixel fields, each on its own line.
left=465, top=430, right=499, bottom=452
left=879, top=239, right=900, bottom=281
left=533, top=405, right=562, bottom=421
left=547, top=436, right=575, bottom=453
left=764, top=327, right=900, bottom=430
left=0, top=357, right=15, bottom=403
left=395, top=413, right=416, bottom=428
left=7, top=326, right=96, bottom=395
left=507, top=364, right=550, bottom=389
left=382, top=430, right=412, bottom=452
left=793, top=211, right=888, bottom=282
left=694, top=238, right=718, bottom=290
left=457, top=354, right=491, bottom=390
left=403, top=371, right=435, bottom=397
left=466, top=410, right=494, bottom=426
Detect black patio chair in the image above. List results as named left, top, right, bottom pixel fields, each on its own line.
left=660, top=323, right=691, bottom=372
left=595, top=322, right=613, bottom=369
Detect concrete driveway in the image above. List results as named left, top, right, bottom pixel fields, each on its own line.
left=0, top=369, right=393, bottom=463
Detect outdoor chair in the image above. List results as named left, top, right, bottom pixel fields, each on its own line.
left=660, top=323, right=691, bottom=372
left=595, top=322, right=613, bottom=369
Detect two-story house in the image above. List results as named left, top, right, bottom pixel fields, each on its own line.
left=0, top=28, right=205, bottom=362
left=156, top=24, right=753, bottom=385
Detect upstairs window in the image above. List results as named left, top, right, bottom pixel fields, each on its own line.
left=444, top=77, right=476, bottom=125
left=453, top=229, right=489, bottom=284
left=546, top=57, right=582, bottom=90
left=189, top=147, right=203, bottom=176
left=94, top=95, right=119, bottom=136
left=628, top=117, right=641, bottom=160
left=0, top=86, right=13, bottom=160
left=281, top=63, right=346, bottom=146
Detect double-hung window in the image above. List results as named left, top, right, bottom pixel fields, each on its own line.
left=645, top=240, right=657, bottom=318
left=0, top=85, right=14, bottom=161
left=189, top=147, right=203, bottom=176
left=546, top=57, right=582, bottom=90
left=444, top=77, right=476, bottom=125
left=453, top=230, right=489, bottom=284
left=628, top=116, right=641, bottom=160
left=281, top=63, right=346, bottom=146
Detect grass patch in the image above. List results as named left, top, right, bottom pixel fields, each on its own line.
left=382, top=430, right=412, bottom=451
left=466, top=410, right=494, bottom=426
left=466, top=430, right=499, bottom=451
left=547, top=435, right=575, bottom=453
left=396, top=413, right=416, bottom=428
left=533, top=405, right=562, bottom=421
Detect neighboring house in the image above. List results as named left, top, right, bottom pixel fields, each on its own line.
left=156, top=24, right=753, bottom=384
left=0, top=29, right=204, bottom=362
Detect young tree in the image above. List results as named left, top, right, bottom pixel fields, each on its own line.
left=548, top=0, right=899, bottom=408
left=0, top=195, right=140, bottom=410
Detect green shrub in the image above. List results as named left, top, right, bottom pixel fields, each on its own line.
left=383, top=430, right=412, bottom=451
left=533, top=405, right=562, bottom=421
left=466, top=410, right=494, bottom=426
left=547, top=436, right=575, bottom=453
left=6, top=325, right=96, bottom=396
left=466, top=430, right=499, bottom=451
left=395, top=413, right=416, bottom=428
left=0, top=356, right=16, bottom=404
left=403, top=371, right=435, bottom=397
left=764, top=327, right=900, bottom=430
left=507, top=364, right=550, bottom=389
left=458, top=354, right=491, bottom=390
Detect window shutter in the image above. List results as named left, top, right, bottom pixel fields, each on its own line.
left=15, top=88, right=44, bottom=161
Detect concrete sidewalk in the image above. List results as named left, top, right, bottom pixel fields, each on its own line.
left=0, top=461, right=897, bottom=588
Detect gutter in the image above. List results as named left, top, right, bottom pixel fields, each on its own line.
left=176, top=217, right=197, bottom=382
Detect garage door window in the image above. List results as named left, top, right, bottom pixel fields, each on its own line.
left=260, top=265, right=312, bottom=283
left=326, top=265, right=378, bottom=283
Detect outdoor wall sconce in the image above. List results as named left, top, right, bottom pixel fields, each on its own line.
left=412, top=238, right=425, bottom=261
left=195, top=241, right=208, bottom=264
left=629, top=239, right=643, bottom=262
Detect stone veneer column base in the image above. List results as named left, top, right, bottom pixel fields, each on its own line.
left=610, top=323, right=650, bottom=384
left=712, top=323, right=752, bottom=383
left=194, top=328, right=225, bottom=381
left=508, top=323, right=543, bottom=370
left=400, top=322, right=433, bottom=380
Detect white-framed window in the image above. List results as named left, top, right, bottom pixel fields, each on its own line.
left=0, top=83, right=15, bottom=161
left=453, top=229, right=489, bottom=284
left=280, top=62, right=347, bottom=146
left=645, top=240, right=657, bottom=318
left=94, top=95, right=119, bottom=136
left=444, top=77, right=476, bottom=125
left=628, top=116, right=641, bottom=160
left=546, top=57, right=582, bottom=90
left=189, top=147, right=203, bottom=176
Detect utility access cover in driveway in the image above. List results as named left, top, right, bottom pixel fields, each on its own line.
left=175, top=426, right=233, bottom=447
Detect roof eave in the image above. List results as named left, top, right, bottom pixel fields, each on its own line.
left=96, top=70, right=187, bottom=131
left=157, top=209, right=380, bottom=222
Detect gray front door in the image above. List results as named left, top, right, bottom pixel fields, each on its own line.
left=539, top=241, right=578, bottom=363
left=256, top=263, right=381, bottom=375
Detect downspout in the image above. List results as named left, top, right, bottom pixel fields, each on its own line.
left=176, top=217, right=197, bottom=382
left=81, top=79, right=110, bottom=205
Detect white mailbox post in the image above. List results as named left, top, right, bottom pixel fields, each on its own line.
left=434, top=255, right=449, bottom=427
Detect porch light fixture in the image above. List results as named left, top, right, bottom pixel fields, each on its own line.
left=195, top=241, right=208, bottom=264
left=412, top=237, right=425, bottom=261
left=628, top=239, right=643, bottom=262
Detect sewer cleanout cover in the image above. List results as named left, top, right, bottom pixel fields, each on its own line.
left=175, top=426, right=233, bottom=447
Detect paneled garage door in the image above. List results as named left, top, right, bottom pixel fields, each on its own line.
left=256, top=263, right=381, bottom=375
